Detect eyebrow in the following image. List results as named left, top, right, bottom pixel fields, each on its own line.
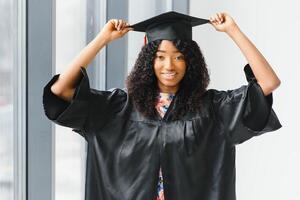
left=157, top=50, right=181, bottom=53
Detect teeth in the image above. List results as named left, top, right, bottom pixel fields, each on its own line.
left=163, top=72, right=176, bottom=75
left=162, top=72, right=176, bottom=79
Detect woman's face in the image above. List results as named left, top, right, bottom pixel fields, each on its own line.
left=153, top=40, right=186, bottom=94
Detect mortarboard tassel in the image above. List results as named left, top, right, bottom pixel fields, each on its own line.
left=144, top=34, right=147, bottom=45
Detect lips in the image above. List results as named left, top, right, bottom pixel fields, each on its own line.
left=161, top=72, right=177, bottom=80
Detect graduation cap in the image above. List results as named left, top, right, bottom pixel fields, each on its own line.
left=130, top=11, right=210, bottom=43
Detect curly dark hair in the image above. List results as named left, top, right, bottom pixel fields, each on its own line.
left=125, top=39, right=210, bottom=120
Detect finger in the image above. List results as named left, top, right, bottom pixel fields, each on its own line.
left=124, top=22, right=130, bottom=28
left=214, top=13, right=220, bottom=24
left=209, top=19, right=217, bottom=26
left=126, top=26, right=134, bottom=31
left=120, top=20, right=126, bottom=30
left=217, top=13, right=223, bottom=23
left=214, top=14, right=220, bottom=23
left=117, top=19, right=123, bottom=31
left=209, top=17, right=217, bottom=26
left=120, top=27, right=132, bottom=36
left=109, top=19, right=117, bottom=28
left=216, top=13, right=221, bottom=23
left=119, top=20, right=125, bottom=30
left=120, top=20, right=127, bottom=30
left=209, top=16, right=217, bottom=23
left=113, top=19, right=119, bottom=30
left=122, top=27, right=131, bottom=34
left=117, top=19, right=124, bottom=31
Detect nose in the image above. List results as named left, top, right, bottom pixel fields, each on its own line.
left=164, top=57, right=174, bottom=70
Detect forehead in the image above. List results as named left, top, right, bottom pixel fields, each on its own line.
left=157, top=40, right=180, bottom=53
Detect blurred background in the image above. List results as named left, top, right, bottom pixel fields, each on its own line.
left=0, top=0, right=298, bottom=200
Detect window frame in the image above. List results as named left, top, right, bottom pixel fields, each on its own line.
left=12, top=0, right=26, bottom=199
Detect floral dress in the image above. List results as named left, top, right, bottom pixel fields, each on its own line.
left=155, top=92, right=175, bottom=200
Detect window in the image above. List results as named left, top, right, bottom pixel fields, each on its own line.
left=55, top=1, right=88, bottom=200
left=0, top=0, right=16, bottom=199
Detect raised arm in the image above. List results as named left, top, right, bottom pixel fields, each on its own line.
left=209, top=12, right=281, bottom=96
left=51, top=19, right=133, bottom=102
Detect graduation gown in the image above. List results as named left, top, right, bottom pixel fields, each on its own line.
left=43, top=63, right=282, bottom=200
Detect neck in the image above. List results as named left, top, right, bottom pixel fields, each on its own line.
left=158, top=85, right=178, bottom=94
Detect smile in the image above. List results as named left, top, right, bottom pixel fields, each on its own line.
left=161, top=72, right=177, bottom=79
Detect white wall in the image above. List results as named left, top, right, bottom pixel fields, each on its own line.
left=190, top=1, right=299, bottom=199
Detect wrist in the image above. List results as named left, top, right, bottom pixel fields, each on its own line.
left=97, top=31, right=111, bottom=45
left=225, top=23, right=240, bottom=37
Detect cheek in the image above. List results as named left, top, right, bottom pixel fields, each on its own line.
left=179, top=64, right=187, bottom=77
left=153, top=63, right=162, bottom=76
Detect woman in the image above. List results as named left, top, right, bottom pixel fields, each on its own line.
left=43, top=11, right=282, bottom=200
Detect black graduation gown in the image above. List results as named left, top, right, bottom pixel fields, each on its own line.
left=43, top=63, right=282, bottom=200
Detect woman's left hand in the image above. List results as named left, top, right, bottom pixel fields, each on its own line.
left=209, top=12, right=238, bottom=33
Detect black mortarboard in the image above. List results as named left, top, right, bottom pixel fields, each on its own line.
left=130, top=11, right=210, bottom=43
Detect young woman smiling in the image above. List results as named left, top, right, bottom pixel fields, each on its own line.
left=43, top=11, right=282, bottom=200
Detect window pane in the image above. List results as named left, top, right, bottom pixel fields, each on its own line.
left=56, top=1, right=87, bottom=200
left=0, top=1, right=15, bottom=200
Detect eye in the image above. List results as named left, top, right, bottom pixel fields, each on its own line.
left=175, top=55, right=184, bottom=61
left=156, top=55, right=164, bottom=60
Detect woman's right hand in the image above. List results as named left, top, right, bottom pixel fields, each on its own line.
left=99, top=19, right=133, bottom=43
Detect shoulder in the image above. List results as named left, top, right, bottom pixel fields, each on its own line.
left=85, top=88, right=131, bottom=131
left=89, top=87, right=130, bottom=115
left=91, top=87, right=127, bottom=96
left=203, top=85, right=248, bottom=103
left=90, top=88, right=128, bottom=103
left=201, top=88, right=226, bottom=103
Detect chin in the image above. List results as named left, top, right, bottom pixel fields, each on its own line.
left=162, top=81, right=179, bottom=87
left=159, top=81, right=180, bottom=91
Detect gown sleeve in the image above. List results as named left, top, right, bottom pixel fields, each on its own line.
left=42, top=67, right=127, bottom=137
left=212, top=63, right=282, bottom=146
